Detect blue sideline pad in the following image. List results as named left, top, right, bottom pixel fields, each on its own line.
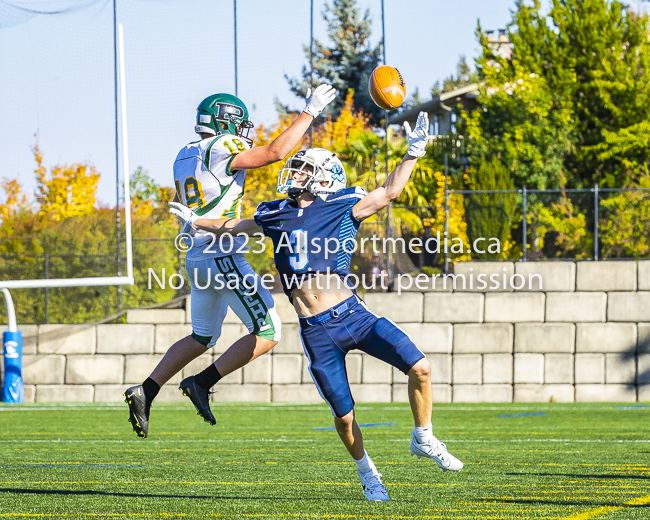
left=313, top=421, right=397, bottom=431
left=616, top=405, right=649, bottom=410
left=498, top=412, right=547, bottom=418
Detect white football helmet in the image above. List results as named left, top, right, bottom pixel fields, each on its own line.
left=277, top=148, right=347, bottom=198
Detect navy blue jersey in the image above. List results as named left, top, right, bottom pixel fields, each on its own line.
left=254, top=187, right=367, bottom=298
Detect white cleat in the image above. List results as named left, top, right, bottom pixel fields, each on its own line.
left=410, top=432, right=464, bottom=472
left=358, top=469, right=390, bottom=501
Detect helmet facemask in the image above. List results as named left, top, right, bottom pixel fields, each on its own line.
left=223, top=113, right=254, bottom=146
left=277, top=149, right=347, bottom=199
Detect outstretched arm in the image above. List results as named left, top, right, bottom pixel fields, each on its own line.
left=169, top=202, right=262, bottom=234
left=195, top=217, right=261, bottom=235
left=230, top=85, right=337, bottom=171
left=352, top=112, right=429, bottom=222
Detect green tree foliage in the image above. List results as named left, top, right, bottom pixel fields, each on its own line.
left=464, top=63, right=573, bottom=189
left=465, top=0, right=650, bottom=189
left=465, top=158, right=516, bottom=259
left=527, top=194, right=592, bottom=259
left=0, top=207, right=180, bottom=324
left=549, top=1, right=650, bottom=186
left=285, top=0, right=383, bottom=123
left=599, top=172, right=650, bottom=258
left=0, top=149, right=181, bottom=324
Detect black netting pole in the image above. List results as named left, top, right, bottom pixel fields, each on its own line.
left=594, top=184, right=599, bottom=261
left=309, top=0, right=314, bottom=147
left=178, top=221, right=182, bottom=277
left=381, top=0, right=386, bottom=64
left=381, top=0, right=393, bottom=282
left=444, top=154, right=449, bottom=274
left=234, top=0, right=238, bottom=96
left=44, top=252, right=49, bottom=324
left=522, top=186, right=527, bottom=262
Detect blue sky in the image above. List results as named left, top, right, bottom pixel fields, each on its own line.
left=0, top=0, right=554, bottom=205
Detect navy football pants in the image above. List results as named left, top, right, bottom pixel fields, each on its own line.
left=299, top=295, right=425, bottom=417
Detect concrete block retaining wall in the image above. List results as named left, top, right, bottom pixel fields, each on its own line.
left=3, top=261, right=649, bottom=403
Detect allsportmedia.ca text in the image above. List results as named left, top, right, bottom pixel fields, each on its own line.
left=175, top=231, right=502, bottom=257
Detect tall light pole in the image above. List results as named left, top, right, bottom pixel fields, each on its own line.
left=309, top=0, right=314, bottom=147
left=381, top=0, right=393, bottom=283
left=234, top=0, right=238, bottom=96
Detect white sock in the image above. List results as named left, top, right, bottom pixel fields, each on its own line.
left=414, top=424, right=434, bottom=444
left=354, top=451, right=375, bottom=474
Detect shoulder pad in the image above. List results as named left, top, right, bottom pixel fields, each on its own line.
left=176, top=140, right=201, bottom=160
left=325, top=186, right=368, bottom=203
left=216, top=134, right=250, bottom=152
left=254, top=199, right=288, bottom=217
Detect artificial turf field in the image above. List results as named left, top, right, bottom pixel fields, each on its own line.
left=0, top=402, right=648, bottom=519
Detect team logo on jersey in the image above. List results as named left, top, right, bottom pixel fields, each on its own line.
left=330, top=164, right=345, bottom=182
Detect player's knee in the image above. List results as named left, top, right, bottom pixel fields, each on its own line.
left=409, top=357, right=431, bottom=382
left=253, top=337, right=277, bottom=356
left=263, top=338, right=279, bottom=351
left=191, top=331, right=214, bottom=348
left=334, top=410, right=355, bottom=430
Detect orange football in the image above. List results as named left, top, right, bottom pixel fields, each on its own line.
left=368, top=65, right=406, bottom=110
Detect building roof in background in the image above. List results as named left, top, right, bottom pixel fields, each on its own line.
left=387, top=83, right=479, bottom=125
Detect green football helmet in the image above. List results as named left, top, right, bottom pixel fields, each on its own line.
left=195, top=93, right=254, bottom=144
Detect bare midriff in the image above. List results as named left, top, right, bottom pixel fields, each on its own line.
left=292, top=273, right=354, bottom=318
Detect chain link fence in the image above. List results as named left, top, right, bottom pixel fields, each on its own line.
left=393, top=187, right=650, bottom=271
left=5, top=187, right=650, bottom=324
left=0, top=236, right=188, bottom=325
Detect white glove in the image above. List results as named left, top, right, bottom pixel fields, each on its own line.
left=169, top=201, right=199, bottom=228
left=404, top=111, right=430, bottom=158
left=303, top=84, right=337, bottom=118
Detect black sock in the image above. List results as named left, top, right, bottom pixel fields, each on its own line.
left=142, top=377, right=160, bottom=403
left=194, top=364, right=222, bottom=390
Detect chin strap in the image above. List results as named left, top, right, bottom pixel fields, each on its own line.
left=288, top=188, right=307, bottom=199
left=239, top=135, right=254, bottom=148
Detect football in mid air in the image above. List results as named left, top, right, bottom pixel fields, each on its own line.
left=368, top=65, right=406, bottom=110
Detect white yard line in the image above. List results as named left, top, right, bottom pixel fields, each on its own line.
left=0, top=438, right=648, bottom=444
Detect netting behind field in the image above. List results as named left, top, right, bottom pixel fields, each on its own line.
left=1, top=0, right=318, bottom=323
left=1, top=0, right=116, bottom=204
left=1, top=1, right=123, bottom=323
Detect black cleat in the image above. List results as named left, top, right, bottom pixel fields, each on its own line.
left=124, top=385, right=150, bottom=438
left=179, top=376, right=216, bottom=425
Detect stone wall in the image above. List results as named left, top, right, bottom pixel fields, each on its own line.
left=3, top=261, right=649, bottom=403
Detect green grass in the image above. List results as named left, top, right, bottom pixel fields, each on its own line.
left=0, top=401, right=648, bottom=519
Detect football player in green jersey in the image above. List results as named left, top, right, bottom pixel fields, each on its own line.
left=125, top=85, right=336, bottom=438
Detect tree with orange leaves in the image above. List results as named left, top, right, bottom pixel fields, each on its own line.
left=244, top=89, right=369, bottom=214
left=0, top=144, right=180, bottom=324
left=33, top=140, right=99, bottom=222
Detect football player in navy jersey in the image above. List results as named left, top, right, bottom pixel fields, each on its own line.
left=170, top=112, right=463, bottom=502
